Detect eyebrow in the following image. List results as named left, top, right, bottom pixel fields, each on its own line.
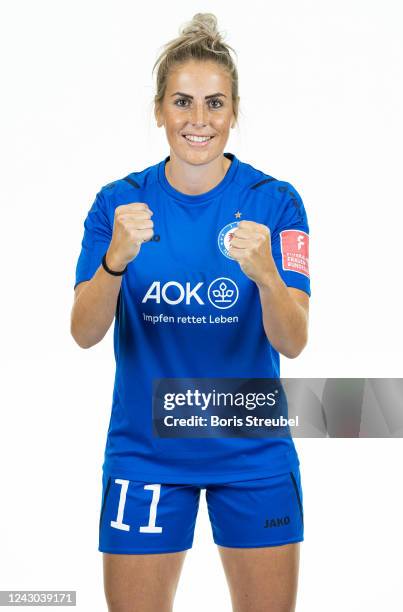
left=170, top=91, right=227, bottom=99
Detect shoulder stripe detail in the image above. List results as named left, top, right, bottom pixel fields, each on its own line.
left=250, top=177, right=277, bottom=190
left=123, top=176, right=141, bottom=188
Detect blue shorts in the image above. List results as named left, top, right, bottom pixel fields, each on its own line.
left=98, top=468, right=304, bottom=554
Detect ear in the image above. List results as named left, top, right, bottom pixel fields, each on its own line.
left=154, top=104, right=164, bottom=128
left=231, top=96, right=240, bottom=128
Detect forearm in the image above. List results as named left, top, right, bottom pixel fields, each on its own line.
left=70, top=249, right=125, bottom=349
left=256, top=266, right=308, bottom=359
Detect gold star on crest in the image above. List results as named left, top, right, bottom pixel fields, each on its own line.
left=235, top=211, right=242, bottom=218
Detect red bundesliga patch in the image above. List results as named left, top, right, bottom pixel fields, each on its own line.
left=279, top=230, right=310, bottom=278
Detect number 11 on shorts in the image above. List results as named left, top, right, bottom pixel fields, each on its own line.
left=110, top=479, right=163, bottom=533
left=139, top=484, right=163, bottom=533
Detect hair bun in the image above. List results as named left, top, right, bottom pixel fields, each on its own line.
left=181, top=13, right=219, bottom=38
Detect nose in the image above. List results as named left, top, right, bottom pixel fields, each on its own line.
left=189, top=101, right=207, bottom=127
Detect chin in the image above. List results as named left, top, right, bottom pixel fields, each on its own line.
left=180, top=142, right=224, bottom=161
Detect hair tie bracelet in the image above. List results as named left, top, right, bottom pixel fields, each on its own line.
left=102, top=252, right=127, bottom=276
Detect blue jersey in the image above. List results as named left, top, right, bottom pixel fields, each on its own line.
left=74, top=152, right=310, bottom=484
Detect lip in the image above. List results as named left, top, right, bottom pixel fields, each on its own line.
left=182, top=134, right=215, bottom=147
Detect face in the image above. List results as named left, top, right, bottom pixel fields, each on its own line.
left=155, top=60, right=238, bottom=165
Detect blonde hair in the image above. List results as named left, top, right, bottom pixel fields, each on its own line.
left=152, top=13, right=240, bottom=125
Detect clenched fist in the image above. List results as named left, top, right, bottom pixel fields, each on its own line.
left=106, top=203, right=154, bottom=271
left=228, top=220, right=276, bottom=287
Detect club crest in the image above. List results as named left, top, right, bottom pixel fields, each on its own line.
left=218, top=222, right=239, bottom=259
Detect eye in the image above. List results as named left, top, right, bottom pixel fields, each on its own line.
left=209, top=98, right=223, bottom=108
left=174, top=98, right=189, bottom=107
left=174, top=98, right=224, bottom=108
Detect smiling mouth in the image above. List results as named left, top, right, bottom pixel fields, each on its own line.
left=182, top=135, right=215, bottom=146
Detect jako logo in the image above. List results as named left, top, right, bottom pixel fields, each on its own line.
left=264, top=516, right=291, bottom=528
left=142, top=278, right=239, bottom=310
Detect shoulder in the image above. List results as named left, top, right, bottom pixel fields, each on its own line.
left=237, top=157, right=307, bottom=222
left=84, top=163, right=156, bottom=227
left=98, top=160, right=158, bottom=200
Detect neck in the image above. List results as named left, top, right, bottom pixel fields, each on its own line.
left=165, top=154, right=231, bottom=195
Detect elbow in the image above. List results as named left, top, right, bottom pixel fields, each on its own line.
left=70, top=321, right=104, bottom=349
left=75, top=339, right=93, bottom=350
left=284, top=346, right=303, bottom=359
left=70, top=303, right=96, bottom=349
left=283, top=332, right=308, bottom=359
left=70, top=318, right=94, bottom=349
left=71, top=327, right=92, bottom=349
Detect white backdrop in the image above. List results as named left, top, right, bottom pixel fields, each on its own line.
left=1, top=0, right=402, bottom=610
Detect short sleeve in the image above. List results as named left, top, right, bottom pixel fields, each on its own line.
left=74, top=189, right=113, bottom=289
left=270, top=182, right=311, bottom=296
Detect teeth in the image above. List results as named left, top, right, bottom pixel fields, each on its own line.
left=185, top=135, right=212, bottom=142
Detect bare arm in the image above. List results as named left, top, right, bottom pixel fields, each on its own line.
left=70, top=248, right=125, bottom=349
left=257, top=276, right=309, bottom=359
left=228, top=219, right=310, bottom=359
left=71, top=201, right=154, bottom=349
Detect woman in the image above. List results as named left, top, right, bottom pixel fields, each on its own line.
left=71, top=12, right=310, bottom=612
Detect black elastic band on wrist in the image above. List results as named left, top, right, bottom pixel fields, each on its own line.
left=102, top=253, right=127, bottom=276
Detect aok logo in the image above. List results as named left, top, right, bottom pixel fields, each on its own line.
left=142, top=278, right=239, bottom=310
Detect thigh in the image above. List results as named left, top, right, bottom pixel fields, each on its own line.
left=98, top=473, right=200, bottom=611
left=217, top=542, right=300, bottom=612
left=103, top=550, right=187, bottom=612
left=206, top=468, right=304, bottom=612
